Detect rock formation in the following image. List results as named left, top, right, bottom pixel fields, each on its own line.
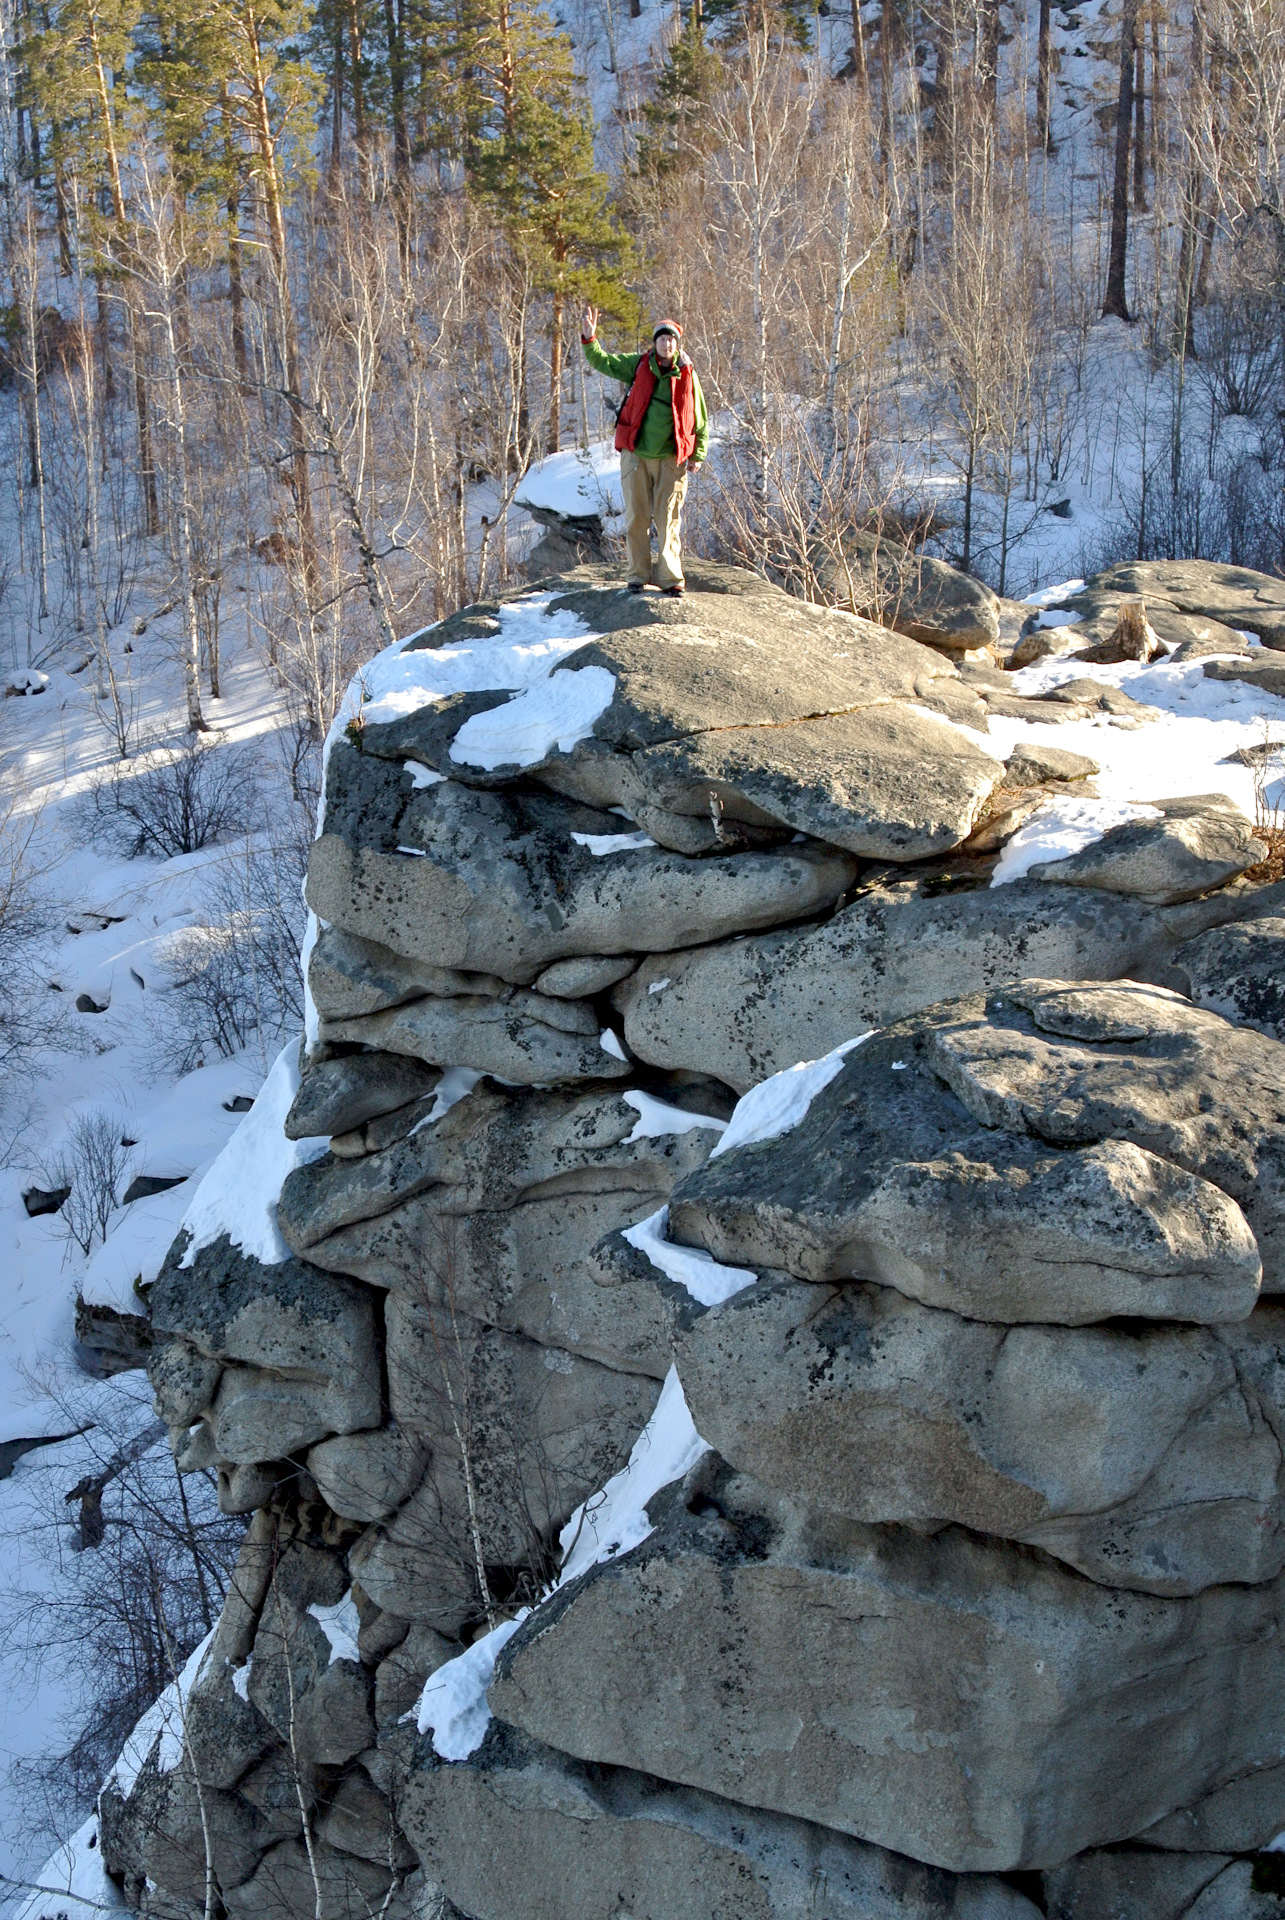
left=98, top=565, right=1285, bottom=1919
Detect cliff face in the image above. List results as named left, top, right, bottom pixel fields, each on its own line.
left=102, top=566, right=1285, bottom=1919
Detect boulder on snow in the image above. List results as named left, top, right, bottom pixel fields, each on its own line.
left=398, top=1723, right=1042, bottom=1920
left=1027, top=796, right=1266, bottom=904
left=817, top=537, right=1002, bottom=653
left=1002, top=743, right=1099, bottom=785
left=1204, top=655, right=1285, bottom=700
left=669, top=981, right=1280, bottom=1317
left=488, top=1456, right=1285, bottom=1875
left=1072, top=560, right=1285, bottom=650
left=521, top=502, right=609, bottom=580
left=677, top=1278, right=1285, bottom=1593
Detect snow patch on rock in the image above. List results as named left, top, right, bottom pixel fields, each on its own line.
left=710, top=1035, right=870, bottom=1160
left=624, top=1204, right=756, bottom=1307
left=179, top=1040, right=328, bottom=1268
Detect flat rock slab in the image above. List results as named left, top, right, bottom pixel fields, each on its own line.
left=614, top=704, right=1002, bottom=860
left=669, top=982, right=1271, bottom=1320
left=285, top=1049, right=441, bottom=1140
left=1029, top=798, right=1265, bottom=904
left=535, top=953, right=638, bottom=997
left=677, top=1279, right=1285, bottom=1593
left=211, top=1362, right=380, bottom=1461
left=1004, top=744, right=1099, bottom=784
left=400, top=1725, right=1041, bottom=1920
left=279, top=1083, right=719, bottom=1254
left=488, top=1459, right=1285, bottom=1873
left=308, top=759, right=859, bottom=983
left=1204, top=657, right=1285, bottom=699
left=151, top=1233, right=381, bottom=1382
left=1176, top=915, right=1285, bottom=1041
left=319, top=989, right=626, bottom=1087
left=1076, top=561, right=1285, bottom=649
left=613, top=877, right=1200, bottom=1092
left=307, top=922, right=507, bottom=1020
left=356, top=571, right=1005, bottom=858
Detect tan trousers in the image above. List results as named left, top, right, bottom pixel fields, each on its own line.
left=621, top=449, right=689, bottom=588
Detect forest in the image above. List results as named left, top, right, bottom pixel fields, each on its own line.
left=0, top=0, right=1282, bottom=750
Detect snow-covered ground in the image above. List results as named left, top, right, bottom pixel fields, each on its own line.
left=0, top=581, right=300, bottom=1908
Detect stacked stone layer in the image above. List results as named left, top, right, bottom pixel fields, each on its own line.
left=102, top=568, right=1285, bottom=1920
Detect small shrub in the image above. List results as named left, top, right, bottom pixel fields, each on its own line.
left=85, top=739, right=262, bottom=859
left=155, top=832, right=309, bottom=1073
left=36, top=1110, right=135, bottom=1256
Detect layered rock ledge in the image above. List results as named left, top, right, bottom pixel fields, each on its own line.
left=98, top=565, right=1285, bottom=1920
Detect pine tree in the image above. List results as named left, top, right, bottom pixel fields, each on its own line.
left=23, top=0, right=162, bottom=527
left=633, top=15, right=724, bottom=179
left=406, top=0, right=637, bottom=450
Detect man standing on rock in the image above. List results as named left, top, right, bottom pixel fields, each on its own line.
left=581, top=303, right=709, bottom=598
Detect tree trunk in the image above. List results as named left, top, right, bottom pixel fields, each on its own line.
left=348, top=0, right=368, bottom=183
left=382, top=0, right=411, bottom=201
left=1036, top=0, right=1053, bottom=149
left=243, top=8, right=318, bottom=587
left=879, top=0, right=898, bottom=168
left=548, top=285, right=563, bottom=454
left=159, top=286, right=207, bottom=732
left=1101, top=0, right=1136, bottom=320
left=1132, top=37, right=1147, bottom=208
left=978, top=0, right=1000, bottom=115
left=849, top=0, right=868, bottom=85
left=227, top=195, right=248, bottom=387
left=86, top=0, right=159, bottom=532
left=329, top=24, right=344, bottom=186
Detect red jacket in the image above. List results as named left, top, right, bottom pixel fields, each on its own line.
left=614, top=352, right=698, bottom=463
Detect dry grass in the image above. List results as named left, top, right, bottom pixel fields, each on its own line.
left=1243, top=824, right=1285, bottom=886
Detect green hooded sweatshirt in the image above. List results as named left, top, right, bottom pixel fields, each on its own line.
left=582, top=337, right=710, bottom=464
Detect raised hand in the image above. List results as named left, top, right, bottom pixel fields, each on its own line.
left=581, top=302, right=599, bottom=339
